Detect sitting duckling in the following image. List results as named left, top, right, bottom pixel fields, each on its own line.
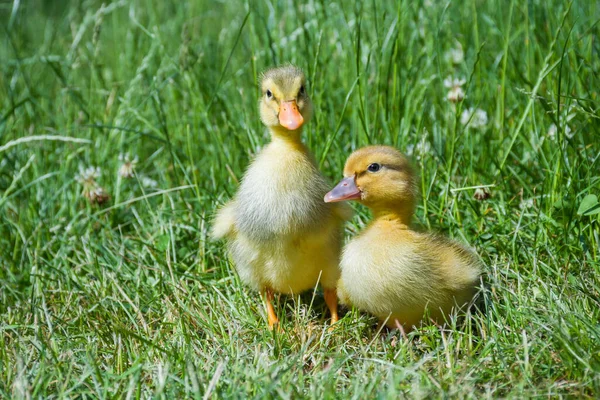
left=324, top=146, right=481, bottom=330
left=212, top=65, right=350, bottom=329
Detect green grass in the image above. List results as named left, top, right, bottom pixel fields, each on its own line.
left=1, top=0, right=599, bottom=397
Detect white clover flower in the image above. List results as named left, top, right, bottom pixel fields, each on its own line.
left=460, top=108, right=488, bottom=129
left=444, top=76, right=466, bottom=88
left=141, top=176, right=158, bottom=189
left=547, top=104, right=577, bottom=140
left=118, top=153, right=138, bottom=178
left=406, top=136, right=432, bottom=161
left=520, top=198, right=534, bottom=210
left=564, top=124, right=574, bottom=139
left=445, top=42, right=464, bottom=65
left=473, top=187, right=491, bottom=201
left=87, top=186, right=110, bottom=204
left=547, top=124, right=557, bottom=140
left=547, top=123, right=572, bottom=140
left=76, top=165, right=101, bottom=184
left=447, top=87, right=465, bottom=103
left=444, top=76, right=466, bottom=103
left=75, top=165, right=109, bottom=204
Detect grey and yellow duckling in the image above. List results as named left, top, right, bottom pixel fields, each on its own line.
left=212, top=65, right=350, bottom=329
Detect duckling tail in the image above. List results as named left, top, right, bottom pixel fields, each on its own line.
left=211, top=201, right=237, bottom=240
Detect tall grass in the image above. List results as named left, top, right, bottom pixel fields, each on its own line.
left=1, top=0, right=599, bottom=397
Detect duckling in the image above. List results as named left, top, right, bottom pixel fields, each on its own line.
left=212, top=65, right=350, bottom=329
left=324, top=146, right=481, bottom=330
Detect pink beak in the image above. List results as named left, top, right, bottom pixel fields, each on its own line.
left=279, top=100, right=304, bottom=130
left=324, top=176, right=362, bottom=203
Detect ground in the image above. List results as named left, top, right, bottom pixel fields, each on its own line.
left=1, top=0, right=599, bottom=398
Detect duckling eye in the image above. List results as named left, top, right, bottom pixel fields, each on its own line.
left=367, top=163, right=381, bottom=172
left=266, top=90, right=273, bottom=99
left=299, top=85, right=305, bottom=95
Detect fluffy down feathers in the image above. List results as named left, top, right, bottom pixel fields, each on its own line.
left=338, top=222, right=481, bottom=328
left=326, top=145, right=482, bottom=329
left=211, top=201, right=237, bottom=240
left=215, top=139, right=349, bottom=294
left=212, top=65, right=350, bottom=298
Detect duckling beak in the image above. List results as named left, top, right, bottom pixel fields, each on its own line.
left=279, top=100, right=304, bottom=130
left=324, top=176, right=362, bottom=203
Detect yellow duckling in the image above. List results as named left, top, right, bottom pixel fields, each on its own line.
left=324, top=146, right=481, bottom=330
left=212, top=65, right=350, bottom=329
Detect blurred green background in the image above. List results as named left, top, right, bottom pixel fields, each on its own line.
left=1, top=0, right=599, bottom=397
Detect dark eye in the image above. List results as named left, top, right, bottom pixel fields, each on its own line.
left=367, top=163, right=381, bottom=172
left=266, top=90, right=273, bottom=98
left=299, top=85, right=305, bottom=95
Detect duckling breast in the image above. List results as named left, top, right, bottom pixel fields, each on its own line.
left=228, top=212, right=343, bottom=294
left=235, top=143, right=334, bottom=242
left=340, top=227, right=455, bottom=314
left=340, top=225, right=481, bottom=322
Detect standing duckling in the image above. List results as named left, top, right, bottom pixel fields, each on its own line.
left=324, top=146, right=481, bottom=330
left=212, top=66, right=350, bottom=329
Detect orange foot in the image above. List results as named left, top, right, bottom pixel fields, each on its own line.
left=264, top=288, right=279, bottom=330
left=324, top=288, right=339, bottom=331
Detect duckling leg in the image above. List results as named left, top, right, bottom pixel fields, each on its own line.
left=394, top=319, right=408, bottom=338
left=323, top=288, right=339, bottom=325
left=263, top=288, right=279, bottom=329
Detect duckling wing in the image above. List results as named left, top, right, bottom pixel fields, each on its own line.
left=421, top=233, right=482, bottom=293
left=211, top=201, right=237, bottom=240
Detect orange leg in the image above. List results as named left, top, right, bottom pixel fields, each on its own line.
left=323, top=288, right=339, bottom=326
left=263, top=288, right=279, bottom=329
left=394, top=319, right=408, bottom=338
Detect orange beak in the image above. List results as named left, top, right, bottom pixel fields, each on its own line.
left=278, top=100, right=304, bottom=130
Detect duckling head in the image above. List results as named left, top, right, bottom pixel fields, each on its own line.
left=259, top=65, right=313, bottom=135
left=324, top=146, right=418, bottom=221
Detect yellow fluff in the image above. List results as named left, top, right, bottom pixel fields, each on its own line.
left=212, top=66, right=350, bottom=328
left=325, top=145, right=481, bottom=330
